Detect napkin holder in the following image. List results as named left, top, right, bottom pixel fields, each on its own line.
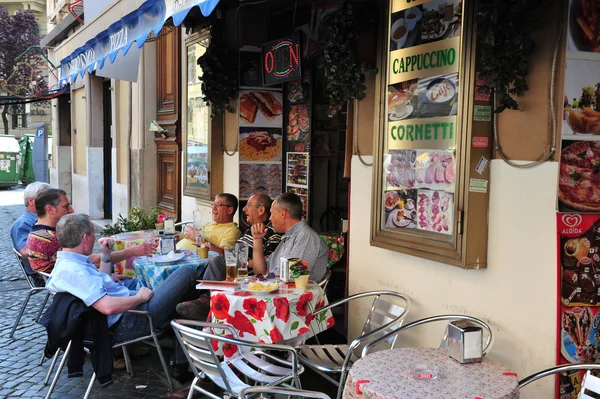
left=280, top=257, right=301, bottom=282
left=159, top=234, right=176, bottom=255
left=163, top=217, right=176, bottom=235
left=447, top=320, right=483, bottom=364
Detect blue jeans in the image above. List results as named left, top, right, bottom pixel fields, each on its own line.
left=110, top=266, right=196, bottom=363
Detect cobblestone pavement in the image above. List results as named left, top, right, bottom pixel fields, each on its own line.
left=0, top=186, right=187, bottom=399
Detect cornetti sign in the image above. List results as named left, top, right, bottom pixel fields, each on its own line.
left=262, top=34, right=301, bottom=86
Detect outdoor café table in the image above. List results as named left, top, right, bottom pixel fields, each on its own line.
left=133, top=251, right=218, bottom=290
left=342, top=347, right=519, bottom=399
left=207, top=281, right=334, bottom=357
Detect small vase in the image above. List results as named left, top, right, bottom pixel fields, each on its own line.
left=295, top=274, right=309, bottom=289
left=155, top=222, right=164, bottom=231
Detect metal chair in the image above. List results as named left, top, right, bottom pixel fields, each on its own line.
left=9, top=248, right=52, bottom=338
left=238, top=386, right=331, bottom=399
left=580, top=370, right=600, bottom=399
left=44, top=309, right=174, bottom=399
left=363, top=314, right=495, bottom=357
left=172, top=319, right=304, bottom=399
left=318, top=269, right=332, bottom=290
left=296, top=290, right=411, bottom=399
left=517, top=363, right=600, bottom=392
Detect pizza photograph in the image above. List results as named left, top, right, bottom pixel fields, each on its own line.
left=558, top=139, right=600, bottom=212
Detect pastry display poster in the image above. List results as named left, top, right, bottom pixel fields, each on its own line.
left=238, top=89, right=283, bottom=201
left=383, top=0, right=462, bottom=236
left=556, top=213, right=600, bottom=398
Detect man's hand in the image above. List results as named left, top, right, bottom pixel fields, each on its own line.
left=136, top=287, right=154, bottom=303
left=111, top=273, right=129, bottom=283
left=98, top=238, right=113, bottom=257
left=184, top=225, right=197, bottom=241
left=251, top=223, right=267, bottom=240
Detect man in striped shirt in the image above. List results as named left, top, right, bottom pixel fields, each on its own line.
left=176, top=193, right=282, bottom=319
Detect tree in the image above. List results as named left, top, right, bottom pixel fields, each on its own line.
left=0, top=7, right=44, bottom=134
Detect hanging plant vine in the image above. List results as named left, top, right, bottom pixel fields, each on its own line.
left=197, top=20, right=237, bottom=117
left=476, top=0, right=542, bottom=113
left=320, top=1, right=375, bottom=117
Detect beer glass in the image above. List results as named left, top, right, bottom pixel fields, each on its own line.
left=235, top=242, right=249, bottom=281
left=224, top=247, right=238, bottom=282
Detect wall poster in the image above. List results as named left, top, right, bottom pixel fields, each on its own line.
left=556, top=3, right=600, bottom=397
left=383, top=0, right=462, bottom=237
left=238, top=88, right=283, bottom=201
left=286, top=152, right=309, bottom=216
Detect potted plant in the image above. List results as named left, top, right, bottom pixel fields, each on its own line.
left=155, top=213, right=168, bottom=231
left=101, top=206, right=162, bottom=236
left=290, top=261, right=310, bottom=289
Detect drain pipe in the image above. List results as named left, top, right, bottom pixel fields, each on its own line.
left=127, top=81, right=132, bottom=211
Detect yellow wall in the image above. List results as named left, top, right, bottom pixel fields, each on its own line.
left=116, top=80, right=130, bottom=184
left=72, top=87, right=87, bottom=175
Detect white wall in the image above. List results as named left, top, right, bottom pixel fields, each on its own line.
left=348, top=157, right=558, bottom=397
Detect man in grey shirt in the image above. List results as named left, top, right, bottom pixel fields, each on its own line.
left=251, top=192, right=328, bottom=282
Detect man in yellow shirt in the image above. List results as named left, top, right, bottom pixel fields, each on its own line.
left=177, top=193, right=241, bottom=255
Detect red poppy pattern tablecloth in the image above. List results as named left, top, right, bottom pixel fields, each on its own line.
left=208, top=281, right=334, bottom=357
left=342, top=348, right=519, bottom=399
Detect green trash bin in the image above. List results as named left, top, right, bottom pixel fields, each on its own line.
left=18, top=135, right=35, bottom=184
left=0, top=135, right=21, bottom=188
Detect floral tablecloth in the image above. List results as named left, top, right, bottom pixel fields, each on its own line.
left=343, top=348, right=519, bottom=399
left=208, top=281, right=334, bottom=357
left=133, top=251, right=217, bottom=290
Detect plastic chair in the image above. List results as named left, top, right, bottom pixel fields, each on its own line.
left=9, top=248, right=52, bottom=338
left=44, top=310, right=174, bottom=398
left=238, top=386, right=331, bottom=399
left=363, top=314, right=495, bottom=357
left=171, top=319, right=304, bottom=399
left=517, top=363, right=600, bottom=392
left=296, top=290, right=411, bottom=399
left=318, top=269, right=332, bottom=290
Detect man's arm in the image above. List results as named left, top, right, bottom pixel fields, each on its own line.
left=92, top=287, right=153, bottom=315
left=90, top=242, right=156, bottom=268
left=11, top=224, right=31, bottom=259
left=250, top=223, right=268, bottom=275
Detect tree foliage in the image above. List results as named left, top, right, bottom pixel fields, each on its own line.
left=0, top=7, right=44, bottom=133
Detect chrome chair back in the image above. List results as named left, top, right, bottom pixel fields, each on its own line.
left=318, top=269, right=332, bottom=290
left=9, top=248, right=51, bottom=338
left=580, top=370, right=600, bottom=399
left=172, top=319, right=303, bottom=399
left=517, top=363, right=600, bottom=390
left=297, top=290, right=411, bottom=399
left=363, top=314, right=494, bottom=357
left=238, top=386, right=331, bottom=399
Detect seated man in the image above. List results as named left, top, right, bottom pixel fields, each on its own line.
left=252, top=193, right=328, bottom=282
left=176, top=194, right=282, bottom=319
left=10, top=181, right=50, bottom=282
left=176, top=193, right=241, bottom=254
left=26, top=188, right=153, bottom=274
left=46, top=213, right=196, bottom=358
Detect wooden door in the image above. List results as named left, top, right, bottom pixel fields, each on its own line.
left=155, top=28, right=181, bottom=218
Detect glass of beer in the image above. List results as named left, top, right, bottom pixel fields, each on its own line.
left=235, top=242, right=249, bottom=281
left=224, top=247, right=238, bottom=282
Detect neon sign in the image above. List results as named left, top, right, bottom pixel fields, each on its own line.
left=262, top=34, right=301, bottom=86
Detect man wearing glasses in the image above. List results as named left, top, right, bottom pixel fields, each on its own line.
left=177, top=193, right=241, bottom=255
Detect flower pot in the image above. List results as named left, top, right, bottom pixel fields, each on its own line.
left=155, top=222, right=164, bottom=231
left=295, top=274, right=309, bottom=290
left=196, top=246, right=209, bottom=259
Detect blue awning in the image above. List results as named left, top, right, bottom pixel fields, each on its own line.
left=59, top=0, right=220, bottom=85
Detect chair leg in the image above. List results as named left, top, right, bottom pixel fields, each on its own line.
left=35, top=292, right=51, bottom=323
left=9, top=289, right=35, bottom=338
left=122, top=346, right=133, bottom=376
left=43, top=349, right=62, bottom=385
left=83, top=372, right=96, bottom=399
left=152, top=334, right=174, bottom=390
left=45, top=341, right=72, bottom=399
left=187, top=376, right=198, bottom=399
left=39, top=347, right=47, bottom=366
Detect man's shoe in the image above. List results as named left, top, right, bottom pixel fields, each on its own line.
left=176, top=295, right=210, bottom=320
left=113, top=358, right=126, bottom=370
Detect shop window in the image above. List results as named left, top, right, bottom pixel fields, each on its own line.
left=183, top=33, right=211, bottom=199
left=11, top=104, right=27, bottom=129
left=370, top=0, right=492, bottom=269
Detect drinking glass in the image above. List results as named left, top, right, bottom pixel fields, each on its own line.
left=235, top=242, right=249, bottom=281
left=224, top=247, right=238, bottom=282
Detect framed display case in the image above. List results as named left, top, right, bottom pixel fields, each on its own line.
left=371, top=0, right=492, bottom=268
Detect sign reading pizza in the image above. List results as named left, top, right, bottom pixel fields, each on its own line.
left=262, top=34, right=301, bottom=86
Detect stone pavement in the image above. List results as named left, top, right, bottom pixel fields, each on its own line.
left=0, top=186, right=187, bottom=399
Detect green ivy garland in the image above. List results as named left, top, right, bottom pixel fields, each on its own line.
left=320, top=1, right=370, bottom=117
left=197, top=21, right=237, bottom=117
left=476, top=0, right=542, bottom=113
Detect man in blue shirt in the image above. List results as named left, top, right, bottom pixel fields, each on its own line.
left=10, top=182, right=50, bottom=280
left=46, top=214, right=196, bottom=354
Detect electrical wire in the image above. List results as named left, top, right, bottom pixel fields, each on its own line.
left=354, top=99, right=372, bottom=166
left=492, top=0, right=563, bottom=168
